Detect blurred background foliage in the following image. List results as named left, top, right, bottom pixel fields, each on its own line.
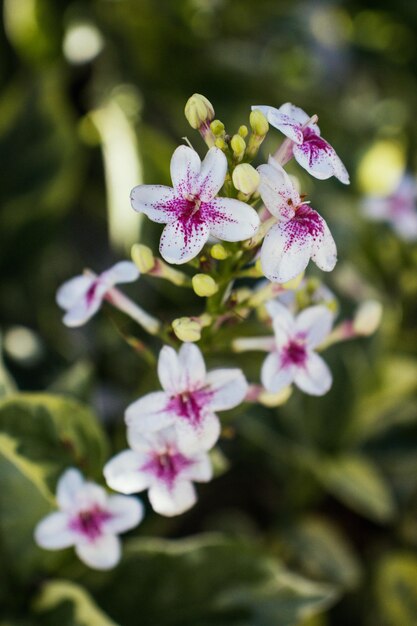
left=1, top=0, right=417, bottom=624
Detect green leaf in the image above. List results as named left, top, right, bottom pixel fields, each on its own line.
left=313, top=454, right=396, bottom=523
left=0, top=393, right=108, bottom=481
left=375, top=552, right=417, bottom=626
left=33, top=580, right=118, bottom=626
left=90, top=535, right=338, bottom=626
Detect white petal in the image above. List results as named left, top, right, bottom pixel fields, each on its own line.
left=124, top=391, right=173, bottom=432
left=75, top=534, right=121, bottom=570
left=61, top=279, right=109, bottom=327
left=293, top=137, right=349, bottom=184
left=310, top=216, right=337, bottom=272
left=130, top=184, right=180, bottom=224
left=72, top=483, right=107, bottom=512
left=158, top=346, right=181, bottom=393
left=148, top=480, right=197, bottom=517
left=252, top=105, right=303, bottom=144
left=296, top=305, right=333, bottom=349
left=394, top=211, right=417, bottom=241
left=203, top=198, right=260, bottom=241
left=103, top=495, right=144, bottom=533
left=56, top=275, right=93, bottom=311
left=257, top=161, right=298, bottom=220
left=278, top=102, right=311, bottom=127
left=182, top=452, right=213, bottom=483
left=178, top=343, right=206, bottom=391
left=270, top=302, right=296, bottom=348
left=56, top=468, right=85, bottom=510
left=104, top=450, right=152, bottom=494
left=205, top=369, right=248, bottom=411
left=101, top=261, right=139, bottom=286
left=196, top=147, right=227, bottom=201
left=362, top=197, right=390, bottom=221
left=175, top=411, right=221, bottom=454
left=261, top=221, right=313, bottom=284
left=170, top=145, right=201, bottom=196
left=159, top=218, right=210, bottom=264
left=34, top=512, right=76, bottom=549
left=261, top=352, right=294, bottom=393
left=293, top=351, right=332, bottom=396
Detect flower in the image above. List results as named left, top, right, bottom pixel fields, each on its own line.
left=104, top=427, right=212, bottom=517
left=56, top=261, right=139, bottom=327
left=257, top=159, right=337, bottom=283
left=261, top=302, right=333, bottom=396
left=362, top=174, right=417, bottom=241
left=252, top=103, right=349, bottom=184
left=34, top=468, right=143, bottom=570
left=130, top=145, right=260, bottom=264
left=125, top=343, right=248, bottom=454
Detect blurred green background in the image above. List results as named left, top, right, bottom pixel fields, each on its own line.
left=1, top=1, right=417, bottom=625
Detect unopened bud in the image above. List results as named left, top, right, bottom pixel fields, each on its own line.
left=131, top=243, right=155, bottom=274
left=210, top=243, right=229, bottom=260
left=353, top=300, right=383, bottom=336
left=283, top=272, right=305, bottom=291
left=259, top=386, right=292, bottom=407
left=210, top=119, right=225, bottom=136
left=172, top=317, right=202, bottom=342
left=232, top=163, right=260, bottom=195
left=215, top=138, right=228, bottom=151
left=192, top=274, right=218, bottom=297
left=238, top=125, right=248, bottom=138
left=184, top=94, right=215, bottom=130
left=250, top=110, right=269, bottom=136
left=231, top=134, right=246, bottom=160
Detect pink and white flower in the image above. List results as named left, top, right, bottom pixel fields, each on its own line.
left=104, top=426, right=212, bottom=517
left=257, top=160, right=337, bottom=283
left=125, top=343, right=248, bottom=454
left=57, top=261, right=139, bottom=327
left=252, top=103, right=349, bottom=184
left=261, top=302, right=333, bottom=396
left=130, top=145, right=260, bottom=264
left=34, top=468, right=143, bottom=570
left=362, top=174, right=417, bottom=241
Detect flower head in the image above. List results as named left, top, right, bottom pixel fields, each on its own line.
left=34, top=468, right=143, bottom=570
left=262, top=302, right=333, bottom=396
left=56, top=261, right=139, bottom=327
left=257, top=160, right=337, bottom=283
left=252, top=103, right=349, bottom=184
left=130, top=145, right=260, bottom=264
left=125, top=343, right=248, bottom=454
left=362, top=174, right=417, bottom=241
left=104, top=427, right=212, bottom=517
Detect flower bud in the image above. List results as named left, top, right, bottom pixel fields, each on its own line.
left=131, top=243, right=155, bottom=274
left=238, top=125, right=248, bottom=138
left=232, top=163, right=260, bottom=195
left=231, top=134, right=246, bottom=160
left=184, top=94, right=215, bottom=130
left=215, top=138, right=228, bottom=151
left=259, top=386, right=292, bottom=407
left=172, top=317, right=202, bottom=342
left=250, top=110, right=269, bottom=136
left=282, top=272, right=305, bottom=291
left=192, top=274, right=218, bottom=297
left=210, top=243, right=229, bottom=260
left=210, top=119, right=225, bottom=136
left=353, top=300, right=383, bottom=336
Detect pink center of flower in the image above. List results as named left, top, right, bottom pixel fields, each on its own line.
left=389, top=194, right=413, bottom=217
left=301, top=127, right=331, bottom=165
left=69, top=506, right=111, bottom=541
left=167, top=389, right=213, bottom=426
left=142, top=450, right=193, bottom=488
left=283, top=204, right=324, bottom=251
left=282, top=339, right=307, bottom=367
left=86, top=280, right=100, bottom=305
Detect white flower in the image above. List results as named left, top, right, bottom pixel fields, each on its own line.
left=362, top=174, right=417, bottom=241
left=261, top=302, right=333, bottom=396
left=125, top=343, right=248, bottom=454
left=257, top=160, right=337, bottom=283
left=130, top=145, right=260, bottom=264
left=34, top=468, right=143, bottom=570
left=252, top=103, right=349, bottom=184
left=56, top=261, right=139, bottom=327
left=104, top=426, right=212, bottom=517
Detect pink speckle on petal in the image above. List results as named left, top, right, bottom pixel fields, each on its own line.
left=167, top=389, right=213, bottom=426
left=141, top=450, right=193, bottom=489
left=86, top=281, right=100, bottom=306
left=69, top=506, right=112, bottom=541
left=301, top=128, right=333, bottom=167
left=282, top=204, right=324, bottom=252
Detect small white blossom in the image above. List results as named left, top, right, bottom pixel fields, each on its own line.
left=34, top=469, right=143, bottom=570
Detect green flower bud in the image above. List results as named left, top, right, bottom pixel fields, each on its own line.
left=238, top=125, right=248, bottom=138
left=172, top=317, right=202, bottom=342
left=192, top=274, right=218, bottom=297
left=250, top=110, right=269, bottom=136
left=210, top=243, right=229, bottom=260
left=131, top=243, right=155, bottom=274
left=232, top=163, right=260, bottom=195
left=353, top=300, right=383, bottom=336
left=215, top=138, right=228, bottom=151
left=184, top=94, right=215, bottom=130
left=210, top=119, right=225, bottom=136
left=231, top=134, right=246, bottom=159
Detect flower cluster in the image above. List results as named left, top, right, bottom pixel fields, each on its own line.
left=35, top=94, right=381, bottom=570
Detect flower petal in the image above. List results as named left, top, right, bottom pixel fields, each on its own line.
left=148, top=480, right=196, bottom=517
left=125, top=391, right=173, bottom=433
left=261, top=352, right=294, bottom=393
left=203, top=198, right=260, bottom=241
left=159, top=218, right=210, bottom=264
left=170, top=145, right=201, bottom=196
left=270, top=302, right=296, bottom=348
left=310, top=216, right=337, bottom=273
left=157, top=346, right=181, bottom=393
left=293, top=351, right=332, bottom=396
left=130, top=184, right=180, bottom=224
left=104, top=450, right=152, bottom=494
left=103, top=495, right=144, bottom=534
left=56, top=276, right=93, bottom=311
left=175, top=411, right=221, bottom=454
left=260, top=221, right=313, bottom=284
left=257, top=161, right=298, bottom=220
left=205, top=368, right=248, bottom=411
left=252, top=105, right=303, bottom=144
left=293, top=136, right=349, bottom=184
left=296, top=305, right=333, bottom=349
left=178, top=343, right=207, bottom=391
left=182, top=453, right=213, bottom=483
left=75, top=534, right=121, bottom=570
left=196, top=147, right=227, bottom=202
left=56, top=468, right=85, bottom=510
left=278, top=102, right=311, bottom=127
left=101, top=261, right=139, bottom=286
left=34, top=512, right=77, bottom=549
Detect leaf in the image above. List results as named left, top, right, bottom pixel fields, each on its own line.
left=33, top=580, right=118, bottom=626
left=281, top=516, right=362, bottom=590
left=375, top=552, right=417, bottom=626
left=90, top=535, right=338, bottom=626
left=0, top=393, right=108, bottom=481
left=313, top=454, right=396, bottom=523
